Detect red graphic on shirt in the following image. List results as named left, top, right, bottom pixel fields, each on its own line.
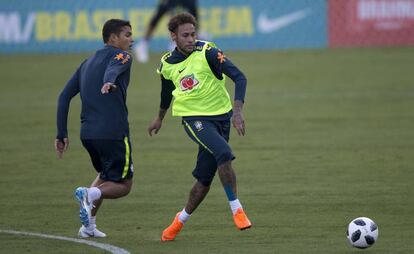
left=180, top=74, right=199, bottom=91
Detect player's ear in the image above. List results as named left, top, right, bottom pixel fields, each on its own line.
left=109, top=33, right=118, bottom=43
left=170, top=32, right=177, bottom=42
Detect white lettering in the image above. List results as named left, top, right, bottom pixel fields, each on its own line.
left=358, top=0, right=414, bottom=19
left=0, top=12, right=35, bottom=43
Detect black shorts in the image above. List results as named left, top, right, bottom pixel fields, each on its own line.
left=81, top=137, right=134, bottom=182
left=183, top=118, right=235, bottom=186
left=151, top=0, right=198, bottom=27
left=157, top=0, right=197, bottom=14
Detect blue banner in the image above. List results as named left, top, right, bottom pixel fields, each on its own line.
left=0, top=0, right=327, bottom=53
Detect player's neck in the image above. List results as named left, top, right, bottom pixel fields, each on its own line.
left=176, top=46, right=192, bottom=57
left=105, top=43, right=119, bottom=49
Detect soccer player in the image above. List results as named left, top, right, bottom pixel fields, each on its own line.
left=55, top=19, right=134, bottom=238
left=148, top=13, right=252, bottom=241
left=134, top=0, right=198, bottom=63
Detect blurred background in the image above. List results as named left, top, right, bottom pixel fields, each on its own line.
left=1, top=0, right=413, bottom=54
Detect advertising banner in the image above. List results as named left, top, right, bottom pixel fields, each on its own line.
left=329, top=0, right=414, bottom=47
left=0, top=0, right=327, bottom=54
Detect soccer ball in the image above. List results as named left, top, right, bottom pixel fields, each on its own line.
left=347, top=217, right=379, bottom=249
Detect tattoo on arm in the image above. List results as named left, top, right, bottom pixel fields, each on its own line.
left=233, top=100, right=244, bottom=114
left=158, top=108, right=168, bottom=120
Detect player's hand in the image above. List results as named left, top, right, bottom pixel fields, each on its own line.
left=232, top=112, right=245, bottom=136
left=101, top=82, right=117, bottom=94
left=148, top=117, right=162, bottom=136
left=55, top=138, right=69, bottom=159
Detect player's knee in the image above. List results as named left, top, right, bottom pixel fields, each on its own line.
left=121, top=179, right=133, bottom=197
left=217, top=152, right=235, bottom=169
left=198, top=179, right=213, bottom=187
left=192, top=169, right=215, bottom=187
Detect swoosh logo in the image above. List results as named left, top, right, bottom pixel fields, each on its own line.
left=84, top=231, right=94, bottom=237
left=178, top=67, right=186, bottom=73
left=257, top=9, right=311, bottom=34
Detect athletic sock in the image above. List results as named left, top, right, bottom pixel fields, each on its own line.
left=229, top=199, right=242, bottom=215
left=86, top=216, right=96, bottom=231
left=224, top=185, right=236, bottom=201
left=178, top=208, right=191, bottom=224
left=223, top=185, right=242, bottom=214
left=87, top=187, right=101, bottom=203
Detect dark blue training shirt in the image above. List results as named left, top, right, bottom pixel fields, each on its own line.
left=56, top=45, right=133, bottom=140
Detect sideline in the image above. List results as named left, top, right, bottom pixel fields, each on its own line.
left=0, top=229, right=131, bottom=254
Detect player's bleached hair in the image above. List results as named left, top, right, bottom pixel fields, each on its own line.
left=102, top=19, right=131, bottom=43
left=168, top=13, right=197, bottom=33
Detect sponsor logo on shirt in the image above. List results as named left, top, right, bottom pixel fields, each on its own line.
left=180, top=74, right=199, bottom=91
left=178, top=67, right=186, bottom=73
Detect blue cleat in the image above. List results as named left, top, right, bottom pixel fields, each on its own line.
left=75, top=187, right=92, bottom=227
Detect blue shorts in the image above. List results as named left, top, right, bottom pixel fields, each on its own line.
left=183, top=118, right=235, bottom=186
left=81, top=137, right=134, bottom=182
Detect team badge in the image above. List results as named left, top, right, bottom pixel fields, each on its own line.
left=180, top=74, right=199, bottom=91
left=114, top=52, right=131, bottom=64
left=115, top=53, right=124, bottom=60
left=121, top=54, right=131, bottom=64
left=217, top=50, right=226, bottom=63
left=194, top=121, right=203, bottom=131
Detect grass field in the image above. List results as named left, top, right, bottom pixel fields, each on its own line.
left=0, top=47, right=413, bottom=253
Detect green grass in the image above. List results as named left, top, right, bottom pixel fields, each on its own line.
left=0, top=47, right=414, bottom=253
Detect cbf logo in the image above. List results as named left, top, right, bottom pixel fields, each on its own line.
left=194, top=121, right=203, bottom=131
left=180, top=74, right=199, bottom=91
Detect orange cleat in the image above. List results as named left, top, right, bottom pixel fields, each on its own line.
left=161, top=212, right=184, bottom=241
left=233, top=208, right=252, bottom=230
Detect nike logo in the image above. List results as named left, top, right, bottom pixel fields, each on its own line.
left=178, top=67, right=186, bottom=73
left=84, top=231, right=95, bottom=237
left=257, top=9, right=311, bottom=34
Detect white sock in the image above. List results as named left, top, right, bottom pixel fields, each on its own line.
left=229, top=199, right=242, bottom=215
left=87, top=187, right=101, bottom=203
left=178, top=208, right=191, bottom=224
left=86, top=216, right=96, bottom=231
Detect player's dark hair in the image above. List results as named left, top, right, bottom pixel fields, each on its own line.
left=102, top=19, right=131, bottom=43
left=168, top=13, right=197, bottom=33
